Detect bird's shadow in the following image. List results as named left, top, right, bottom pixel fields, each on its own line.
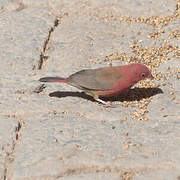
left=49, top=87, right=163, bottom=103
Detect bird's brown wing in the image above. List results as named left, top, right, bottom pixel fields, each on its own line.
left=67, top=67, right=122, bottom=90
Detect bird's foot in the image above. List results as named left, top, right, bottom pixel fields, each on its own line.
left=95, top=98, right=116, bottom=108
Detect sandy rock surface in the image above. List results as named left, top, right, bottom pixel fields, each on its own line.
left=0, top=0, right=179, bottom=179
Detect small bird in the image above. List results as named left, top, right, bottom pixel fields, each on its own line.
left=39, top=63, right=153, bottom=106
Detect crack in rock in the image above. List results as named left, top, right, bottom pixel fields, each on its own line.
left=3, top=121, right=23, bottom=180
left=37, top=13, right=68, bottom=70
left=37, top=18, right=60, bottom=70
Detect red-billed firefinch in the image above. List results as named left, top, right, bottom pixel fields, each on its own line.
left=39, top=63, right=153, bottom=105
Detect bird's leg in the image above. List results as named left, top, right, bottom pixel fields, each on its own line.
left=94, top=95, right=116, bottom=108
left=95, top=97, right=108, bottom=105
left=84, top=91, right=115, bottom=108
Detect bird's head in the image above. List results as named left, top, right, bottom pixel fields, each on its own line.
left=123, top=63, right=153, bottom=86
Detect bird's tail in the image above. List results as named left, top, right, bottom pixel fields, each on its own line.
left=39, top=77, right=68, bottom=83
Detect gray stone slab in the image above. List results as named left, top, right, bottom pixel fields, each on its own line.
left=0, top=115, right=18, bottom=179
left=43, top=16, right=154, bottom=75
left=0, top=8, right=54, bottom=75
left=9, top=102, right=133, bottom=179
left=0, top=6, right=55, bottom=180
left=0, top=0, right=179, bottom=179
left=8, top=96, right=179, bottom=179
left=21, top=0, right=177, bottom=17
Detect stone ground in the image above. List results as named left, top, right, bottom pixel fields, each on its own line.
left=0, top=0, right=180, bottom=179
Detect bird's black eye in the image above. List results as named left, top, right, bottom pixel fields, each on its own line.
left=140, top=72, right=146, bottom=78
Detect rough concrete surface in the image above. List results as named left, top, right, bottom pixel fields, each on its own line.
left=0, top=0, right=179, bottom=180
